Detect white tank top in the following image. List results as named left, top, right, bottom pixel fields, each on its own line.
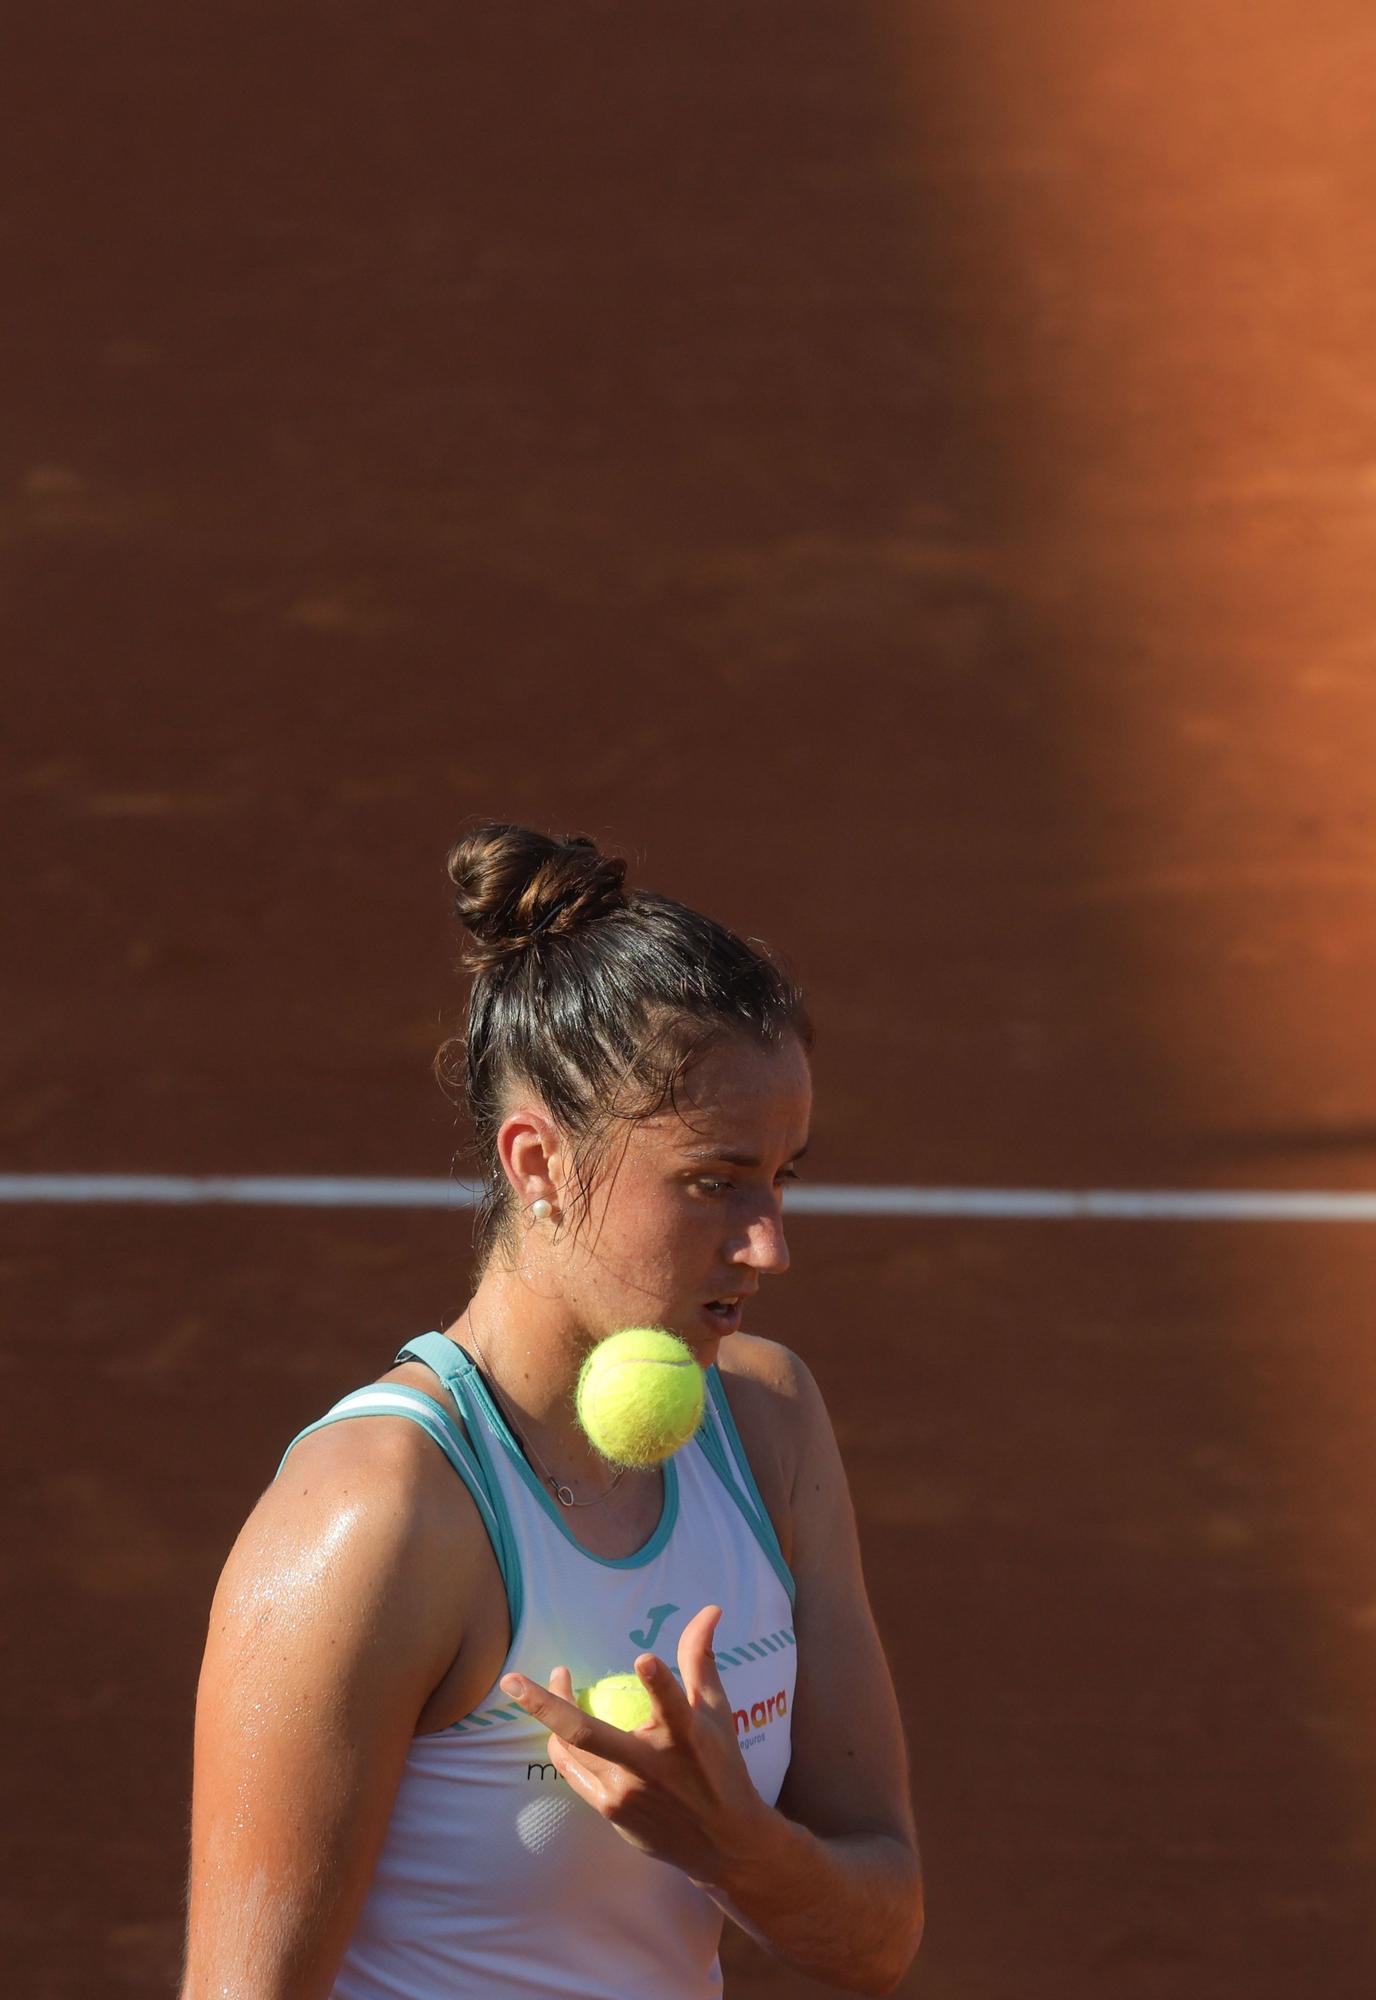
left=277, top=1331, right=798, bottom=2000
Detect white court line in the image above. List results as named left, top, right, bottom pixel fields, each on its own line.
left=3, top=1173, right=1376, bottom=1221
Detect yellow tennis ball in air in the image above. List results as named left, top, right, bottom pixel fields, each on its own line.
left=576, top=1672, right=654, bottom=1731
left=575, top=1326, right=706, bottom=1468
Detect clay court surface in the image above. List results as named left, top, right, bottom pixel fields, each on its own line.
left=6, top=4, right=1376, bottom=1994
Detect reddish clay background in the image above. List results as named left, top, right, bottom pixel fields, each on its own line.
left=5, top=4, right=1376, bottom=1995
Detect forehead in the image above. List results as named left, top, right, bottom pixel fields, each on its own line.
left=642, top=1034, right=812, bottom=1152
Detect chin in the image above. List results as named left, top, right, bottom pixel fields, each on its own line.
left=684, top=1324, right=727, bottom=1361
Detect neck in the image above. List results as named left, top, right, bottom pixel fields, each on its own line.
left=450, top=1270, right=623, bottom=1492
left=459, top=1268, right=593, bottom=1417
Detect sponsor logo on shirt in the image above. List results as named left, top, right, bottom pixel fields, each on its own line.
left=627, top=1602, right=678, bottom=1650
left=732, top=1686, right=787, bottom=1754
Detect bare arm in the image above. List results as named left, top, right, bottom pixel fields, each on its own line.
left=705, top=1354, right=923, bottom=1993
left=179, top=1421, right=471, bottom=2000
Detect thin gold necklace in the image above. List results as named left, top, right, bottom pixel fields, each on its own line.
left=464, top=1310, right=627, bottom=1509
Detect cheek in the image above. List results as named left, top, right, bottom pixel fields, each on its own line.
left=571, top=1169, right=726, bottom=1285
left=622, top=1203, right=714, bottom=1286
left=571, top=1195, right=698, bottom=1289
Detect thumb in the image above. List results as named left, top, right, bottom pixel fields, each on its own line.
left=679, top=1604, right=729, bottom=1712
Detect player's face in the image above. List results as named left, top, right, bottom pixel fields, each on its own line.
left=560, top=1030, right=813, bottom=1357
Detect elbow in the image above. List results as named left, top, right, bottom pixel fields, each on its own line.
left=862, top=1940, right=922, bottom=1997
left=859, top=1870, right=924, bottom=1997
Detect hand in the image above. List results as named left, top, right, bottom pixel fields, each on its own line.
left=500, top=1604, right=775, bottom=1888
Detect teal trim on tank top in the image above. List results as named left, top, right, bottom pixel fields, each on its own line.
left=391, top=1333, right=529, bottom=1630
left=276, top=1385, right=484, bottom=1501
left=306, top=1337, right=791, bottom=1598
left=399, top=1334, right=794, bottom=1595
left=702, top=1366, right=797, bottom=1606
left=402, top=1332, right=683, bottom=1571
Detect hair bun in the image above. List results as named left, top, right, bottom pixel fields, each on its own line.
left=446, top=822, right=628, bottom=973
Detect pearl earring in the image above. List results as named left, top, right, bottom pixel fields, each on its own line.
left=530, top=1198, right=553, bottom=1222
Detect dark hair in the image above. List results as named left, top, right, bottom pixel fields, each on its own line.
left=435, top=821, right=813, bottom=1271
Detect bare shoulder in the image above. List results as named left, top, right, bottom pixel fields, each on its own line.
left=239, top=1354, right=483, bottom=1567
left=712, top=1333, right=829, bottom=1566
left=714, top=1329, right=818, bottom=1417
left=212, top=1406, right=479, bottom=1681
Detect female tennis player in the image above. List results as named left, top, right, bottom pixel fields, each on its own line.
left=180, top=822, right=924, bottom=1999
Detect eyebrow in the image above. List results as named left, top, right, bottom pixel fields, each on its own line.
left=682, top=1139, right=811, bottom=1168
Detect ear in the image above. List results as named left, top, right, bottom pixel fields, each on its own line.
left=499, top=1108, right=566, bottom=1210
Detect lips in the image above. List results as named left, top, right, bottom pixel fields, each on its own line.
left=701, top=1298, right=744, bottom=1333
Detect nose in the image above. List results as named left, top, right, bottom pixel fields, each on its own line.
left=733, top=1200, right=791, bottom=1278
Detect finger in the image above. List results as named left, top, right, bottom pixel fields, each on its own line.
left=632, top=1649, right=694, bottom=1738
left=678, top=1604, right=730, bottom=1712
left=550, top=1664, right=575, bottom=1702
left=500, top=1672, right=647, bottom=1768
left=547, top=1735, right=610, bottom=1807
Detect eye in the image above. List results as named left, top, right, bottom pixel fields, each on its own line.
left=692, top=1169, right=801, bottom=1199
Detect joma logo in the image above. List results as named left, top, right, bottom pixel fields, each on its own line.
left=628, top=1603, right=678, bottom=1650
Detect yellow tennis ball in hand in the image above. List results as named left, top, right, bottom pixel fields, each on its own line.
left=575, top=1326, right=706, bottom=1467
left=576, top=1672, right=654, bottom=1731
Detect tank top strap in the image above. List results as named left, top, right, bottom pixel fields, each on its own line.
left=695, top=1365, right=796, bottom=1606
left=392, top=1331, right=520, bottom=1469
left=393, top=1328, right=478, bottom=1396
